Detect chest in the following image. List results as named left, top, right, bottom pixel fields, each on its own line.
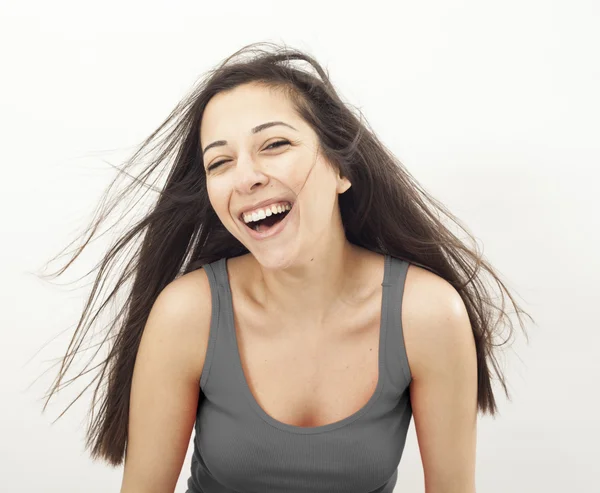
left=231, top=298, right=383, bottom=428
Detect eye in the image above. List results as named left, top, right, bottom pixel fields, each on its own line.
left=264, top=139, right=290, bottom=150
left=206, top=140, right=291, bottom=171
left=206, top=159, right=227, bottom=172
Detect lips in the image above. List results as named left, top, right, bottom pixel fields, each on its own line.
left=241, top=201, right=295, bottom=240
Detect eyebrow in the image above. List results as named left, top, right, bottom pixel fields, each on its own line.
left=202, top=121, right=298, bottom=157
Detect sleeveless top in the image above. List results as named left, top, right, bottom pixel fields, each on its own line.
left=185, top=254, right=413, bottom=493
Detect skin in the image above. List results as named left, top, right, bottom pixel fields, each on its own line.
left=201, top=82, right=356, bottom=326
left=120, top=82, right=478, bottom=493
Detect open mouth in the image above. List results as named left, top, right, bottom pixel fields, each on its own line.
left=241, top=204, right=292, bottom=234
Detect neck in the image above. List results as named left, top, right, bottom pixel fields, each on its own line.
left=249, top=239, right=363, bottom=331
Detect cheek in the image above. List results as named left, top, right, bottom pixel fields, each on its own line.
left=207, top=182, right=232, bottom=219
left=287, top=156, right=322, bottom=200
left=293, top=159, right=337, bottom=208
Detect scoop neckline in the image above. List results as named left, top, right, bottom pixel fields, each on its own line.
left=220, top=254, right=392, bottom=435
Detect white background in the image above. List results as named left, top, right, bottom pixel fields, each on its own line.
left=1, top=0, right=598, bottom=491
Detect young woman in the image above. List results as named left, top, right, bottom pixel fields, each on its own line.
left=42, top=42, right=532, bottom=493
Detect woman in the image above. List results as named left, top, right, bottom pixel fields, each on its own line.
left=41, top=42, right=532, bottom=493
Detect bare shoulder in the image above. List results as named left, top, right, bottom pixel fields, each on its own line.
left=400, top=264, right=478, bottom=490
left=402, top=264, right=474, bottom=380
left=123, top=269, right=213, bottom=492
left=145, top=267, right=213, bottom=383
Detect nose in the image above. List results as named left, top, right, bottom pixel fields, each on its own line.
left=233, top=152, right=269, bottom=194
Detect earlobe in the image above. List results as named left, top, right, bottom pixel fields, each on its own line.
left=338, top=181, right=352, bottom=194
left=338, top=177, right=352, bottom=194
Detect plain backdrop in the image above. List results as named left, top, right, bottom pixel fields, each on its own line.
left=1, top=0, right=598, bottom=491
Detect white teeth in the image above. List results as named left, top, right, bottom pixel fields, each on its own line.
left=242, top=202, right=292, bottom=224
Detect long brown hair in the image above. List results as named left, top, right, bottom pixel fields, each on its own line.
left=38, top=41, right=534, bottom=466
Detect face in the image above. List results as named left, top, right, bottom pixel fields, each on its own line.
left=199, top=83, right=351, bottom=269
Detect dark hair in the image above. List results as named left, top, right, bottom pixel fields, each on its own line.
left=38, top=41, right=534, bottom=466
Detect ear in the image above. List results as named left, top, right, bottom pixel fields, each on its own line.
left=337, top=174, right=352, bottom=194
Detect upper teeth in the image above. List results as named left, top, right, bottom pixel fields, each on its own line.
left=242, top=202, right=292, bottom=224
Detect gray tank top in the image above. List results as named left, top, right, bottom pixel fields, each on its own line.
left=186, top=254, right=412, bottom=493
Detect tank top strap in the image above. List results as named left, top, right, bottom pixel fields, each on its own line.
left=382, top=255, right=413, bottom=392
left=197, top=257, right=229, bottom=391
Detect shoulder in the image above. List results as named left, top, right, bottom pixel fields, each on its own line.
left=402, top=263, right=474, bottom=380
left=161, top=266, right=212, bottom=310
left=143, top=267, right=213, bottom=382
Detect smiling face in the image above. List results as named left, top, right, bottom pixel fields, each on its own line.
left=199, top=82, right=351, bottom=269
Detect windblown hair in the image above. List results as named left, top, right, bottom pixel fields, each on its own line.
left=39, top=41, right=533, bottom=466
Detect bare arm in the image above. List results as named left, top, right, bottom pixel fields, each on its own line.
left=404, top=266, right=478, bottom=493
left=120, top=270, right=211, bottom=493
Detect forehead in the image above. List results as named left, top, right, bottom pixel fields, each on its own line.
left=200, top=84, right=298, bottom=141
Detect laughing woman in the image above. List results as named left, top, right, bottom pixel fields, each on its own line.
left=41, top=42, right=532, bottom=493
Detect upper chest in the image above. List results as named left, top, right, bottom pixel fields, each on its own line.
left=225, top=256, right=387, bottom=428
left=234, top=303, right=384, bottom=428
